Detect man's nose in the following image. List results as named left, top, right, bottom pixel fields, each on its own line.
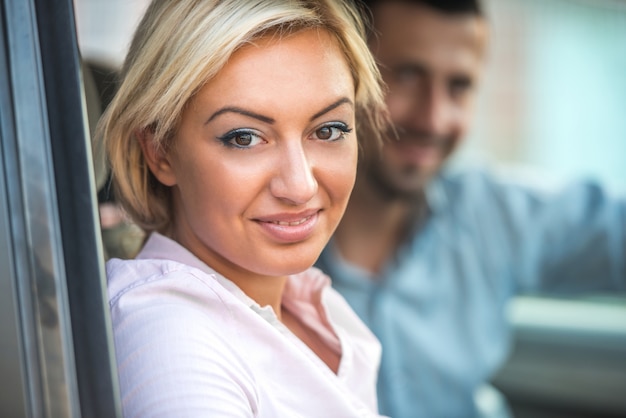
left=269, top=141, right=318, bottom=205
left=407, top=83, right=454, bottom=137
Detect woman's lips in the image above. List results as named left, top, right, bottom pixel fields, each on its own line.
left=268, top=215, right=313, bottom=227
left=254, top=210, right=320, bottom=243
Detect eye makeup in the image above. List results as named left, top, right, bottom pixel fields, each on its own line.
left=216, top=128, right=264, bottom=149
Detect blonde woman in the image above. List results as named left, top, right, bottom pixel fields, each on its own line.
left=98, top=0, right=388, bottom=416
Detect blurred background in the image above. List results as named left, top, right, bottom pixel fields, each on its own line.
left=464, top=0, right=626, bottom=195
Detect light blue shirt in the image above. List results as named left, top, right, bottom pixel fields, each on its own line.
left=316, top=168, right=626, bottom=418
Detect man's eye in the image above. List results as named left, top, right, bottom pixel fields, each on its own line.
left=391, top=65, right=423, bottom=87
left=217, top=130, right=263, bottom=149
left=313, top=123, right=352, bottom=141
left=449, top=78, right=473, bottom=98
left=396, top=69, right=418, bottom=83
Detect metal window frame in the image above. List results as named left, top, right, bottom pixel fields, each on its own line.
left=0, top=0, right=121, bottom=416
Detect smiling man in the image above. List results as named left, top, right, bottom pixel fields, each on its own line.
left=316, top=0, right=626, bottom=417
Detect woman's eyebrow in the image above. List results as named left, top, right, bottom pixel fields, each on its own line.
left=310, top=97, right=353, bottom=121
left=206, top=97, right=353, bottom=125
left=206, top=107, right=274, bottom=124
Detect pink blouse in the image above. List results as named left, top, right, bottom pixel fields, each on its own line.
left=107, top=232, right=384, bottom=417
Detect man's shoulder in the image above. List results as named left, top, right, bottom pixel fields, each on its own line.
left=434, top=164, right=570, bottom=197
left=428, top=164, right=569, bottom=218
left=432, top=163, right=625, bottom=220
left=429, top=166, right=501, bottom=206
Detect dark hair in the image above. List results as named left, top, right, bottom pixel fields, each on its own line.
left=360, top=0, right=482, bottom=16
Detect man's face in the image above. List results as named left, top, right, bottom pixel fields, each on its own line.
left=364, top=1, right=488, bottom=197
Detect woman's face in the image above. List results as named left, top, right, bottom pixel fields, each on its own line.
left=151, top=29, right=357, bottom=282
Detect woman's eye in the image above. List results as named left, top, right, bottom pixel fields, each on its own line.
left=233, top=132, right=253, bottom=146
left=313, top=123, right=352, bottom=141
left=218, top=130, right=263, bottom=149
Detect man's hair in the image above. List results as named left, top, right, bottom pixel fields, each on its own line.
left=361, top=0, right=483, bottom=16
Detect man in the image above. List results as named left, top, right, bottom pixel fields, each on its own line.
left=316, top=0, right=626, bottom=417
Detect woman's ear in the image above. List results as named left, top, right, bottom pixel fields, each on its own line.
left=136, top=128, right=177, bottom=186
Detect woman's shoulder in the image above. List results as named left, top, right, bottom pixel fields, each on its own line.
left=106, top=255, right=236, bottom=320
left=106, top=257, right=252, bottom=366
left=107, top=258, right=261, bottom=416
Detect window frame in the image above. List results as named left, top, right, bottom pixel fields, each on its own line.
left=0, top=0, right=121, bottom=416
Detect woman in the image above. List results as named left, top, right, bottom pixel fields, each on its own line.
left=98, top=0, right=388, bottom=416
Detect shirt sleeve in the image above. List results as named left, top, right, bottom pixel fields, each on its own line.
left=110, top=274, right=258, bottom=418
left=462, top=170, right=626, bottom=294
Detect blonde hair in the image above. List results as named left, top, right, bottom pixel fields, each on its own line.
left=98, top=0, right=387, bottom=233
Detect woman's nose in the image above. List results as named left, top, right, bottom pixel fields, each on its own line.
left=269, top=141, right=318, bottom=205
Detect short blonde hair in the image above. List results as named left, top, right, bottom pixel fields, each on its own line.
left=98, top=0, right=387, bottom=233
